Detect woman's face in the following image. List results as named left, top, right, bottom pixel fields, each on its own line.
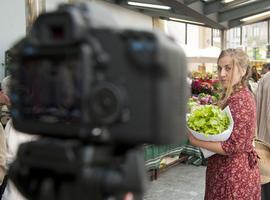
left=217, top=55, right=246, bottom=88
left=252, top=66, right=256, bottom=73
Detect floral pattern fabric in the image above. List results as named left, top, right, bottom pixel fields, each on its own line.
left=205, top=87, right=261, bottom=200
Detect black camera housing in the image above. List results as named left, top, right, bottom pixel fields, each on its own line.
left=10, top=3, right=187, bottom=145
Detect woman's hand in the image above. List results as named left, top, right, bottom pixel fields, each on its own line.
left=187, top=131, right=200, bottom=147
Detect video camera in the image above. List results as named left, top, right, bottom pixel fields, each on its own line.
left=8, top=1, right=187, bottom=200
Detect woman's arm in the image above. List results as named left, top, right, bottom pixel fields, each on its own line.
left=187, top=132, right=227, bottom=155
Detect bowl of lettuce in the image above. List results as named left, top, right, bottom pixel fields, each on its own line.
left=187, top=105, right=234, bottom=142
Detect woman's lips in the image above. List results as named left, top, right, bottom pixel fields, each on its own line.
left=221, top=80, right=227, bottom=85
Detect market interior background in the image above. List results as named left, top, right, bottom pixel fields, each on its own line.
left=1, top=0, right=270, bottom=199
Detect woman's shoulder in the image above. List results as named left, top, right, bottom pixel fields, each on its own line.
left=232, top=86, right=252, bottom=97
left=228, top=87, right=255, bottom=106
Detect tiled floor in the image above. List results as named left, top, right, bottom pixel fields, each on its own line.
left=143, top=163, right=206, bottom=200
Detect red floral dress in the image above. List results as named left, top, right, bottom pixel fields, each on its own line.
left=205, top=87, right=261, bottom=200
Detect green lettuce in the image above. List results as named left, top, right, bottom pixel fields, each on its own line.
left=187, top=105, right=229, bottom=136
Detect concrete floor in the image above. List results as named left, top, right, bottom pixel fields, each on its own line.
left=143, top=164, right=206, bottom=200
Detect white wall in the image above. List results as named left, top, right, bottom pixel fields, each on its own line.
left=0, top=0, right=26, bottom=80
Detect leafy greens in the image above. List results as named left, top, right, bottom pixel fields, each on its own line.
left=187, top=105, right=229, bottom=136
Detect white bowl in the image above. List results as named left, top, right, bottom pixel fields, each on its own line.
left=187, top=106, right=234, bottom=142
left=187, top=106, right=234, bottom=158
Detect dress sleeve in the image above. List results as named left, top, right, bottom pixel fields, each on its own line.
left=221, top=91, right=256, bottom=155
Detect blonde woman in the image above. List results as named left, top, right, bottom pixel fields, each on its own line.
left=188, top=48, right=260, bottom=200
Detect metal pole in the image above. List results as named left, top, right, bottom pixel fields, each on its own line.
left=240, top=26, right=242, bottom=46
left=221, top=30, right=226, bottom=50
left=25, top=0, right=45, bottom=34
left=266, top=20, right=270, bottom=59
left=185, top=23, right=187, bottom=45
left=211, top=28, right=213, bottom=46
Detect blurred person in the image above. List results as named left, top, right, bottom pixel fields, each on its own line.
left=1, top=75, right=34, bottom=200
left=188, top=48, right=260, bottom=200
left=255, top=61, right=270, bottom=200
left=261, top=63, right=270, bottom=76
left=0, top=75, right=11, bottom=107
left=256, top=63, right=270, bottom=144
left=2, top=120, right=36, bottom=200
left=1, top=75, right=11, bottom=98
left=248, top=66, right=261, bottom=94
left=0, top=74, right=11, bottom=107
left=0, top=76, right=10, bottom=198
left=251, top=65, right=261, bottom=82
left=0, top=75, right=11, bottom=127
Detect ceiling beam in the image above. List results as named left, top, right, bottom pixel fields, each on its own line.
left=228, top=18, right=245, bottom=28
left=228, top=15, right=270, bottom=29
left=218, top=0, right=254, bottom=12
left=203, top=1, right=223, bottom=15
left=158, top=0, right=225, bottom=29
left=188, top=0, right=220, bottom=25
left=123, top=6, right=198, bottom=21
left=218, top=0, right=270, bottom=22
left=203, top=0, right=254, bottom=15
left=188, top=0, right=204, bottom=12
left=183, top=0, right=200, bottom=5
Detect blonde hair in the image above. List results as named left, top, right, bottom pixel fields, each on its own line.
left=217, top=48, right=250, bottom=108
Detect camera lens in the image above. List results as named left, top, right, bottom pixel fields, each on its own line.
left=90, top=82, right=127, bottom=125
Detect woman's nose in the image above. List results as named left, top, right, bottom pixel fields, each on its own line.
left=220, top=68, right=226, bottom=77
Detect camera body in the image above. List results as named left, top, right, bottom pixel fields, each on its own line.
left=10, top=3, right=188, bottom=145
left=8, top=2, right=189, bottom=199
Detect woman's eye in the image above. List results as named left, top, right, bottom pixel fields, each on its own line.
left=225, top=66, right=231, bottom=71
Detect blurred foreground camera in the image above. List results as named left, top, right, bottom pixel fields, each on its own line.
left=10, top=2, right=187, bottom=145
left=8, top=1, right=187, bottom=200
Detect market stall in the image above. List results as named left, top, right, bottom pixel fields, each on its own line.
left=144, top=143, right=203, bottom=180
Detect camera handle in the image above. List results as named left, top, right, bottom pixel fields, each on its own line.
left=9, top=138, right=147, bottom=200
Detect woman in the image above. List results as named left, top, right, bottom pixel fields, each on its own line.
left=251, top=65, right=261, bottom=82
left=248, top=65, right=261, bottom=93
left=188, top=48, right=261, bottom=200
